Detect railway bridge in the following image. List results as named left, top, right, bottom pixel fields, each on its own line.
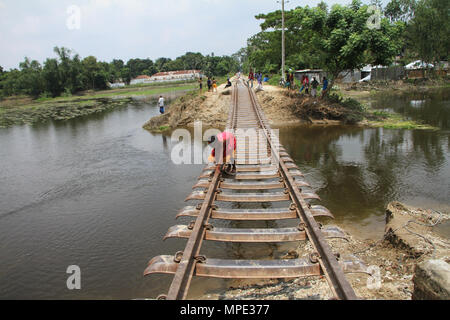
left=144, top=80, right=368, bottom=300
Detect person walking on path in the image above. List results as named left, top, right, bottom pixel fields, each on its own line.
left=212, top=79, right=218, bottom=93
left=311, top=77, right=319, bottom=97
left=158, top=95, right=165, bottom=114
left=321, top=77, right=329, bottom=98
left=256, top=72, right=263, bottom=91
left=198, top=77, right=203, bottom=94
left=248, top=70, right=254, bottom=88
left=207, top=77, right=212, bottom=92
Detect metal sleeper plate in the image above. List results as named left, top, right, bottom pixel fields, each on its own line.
left=216, top=192, right=290, bottom=202
left=176, top=207, right=332, bottom=220
left=210, top=208, right=297, bottom=220
left=235, top=159, right=273, bottom=165
left=198, top=180, right=310, bottom=190
left=164, top=225, right=347, bottom=242
left=220, top=181, right=284, bottom=190
left=235, top=172, right=280, bottom=180
left=144, top=256, right=321, bottom=279
left=236, top=166, right=277, bottom=172
left=310, top=205, right=334, bottom=219
left=144, top=257, right=368, bottom=278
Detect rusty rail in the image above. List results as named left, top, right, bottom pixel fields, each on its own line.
left=246, top=84, right=357, bottom=300
left=144, top=79, right=363, bottom=300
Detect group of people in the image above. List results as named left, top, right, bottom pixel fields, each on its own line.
left=283, top=72, right=329, bottom=98
left=198, top=77, right=219, bottom=93
left=299, top=75, right=329, bottom=98
left=285, top=71, right=295, bottom=90
left=248, top=70, right=265, bottom=91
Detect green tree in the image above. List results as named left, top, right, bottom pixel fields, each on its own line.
left=43, top=58, right=63, bottom=97
left=294, top=2, right=401, bottom=93
left=385, top=0, right=417, bottom=22
left=407, top=0, right=450, bottom=66
left=17, top=58, right=44, bottom=97
left=246, top=2, right=401, bottom=93
left=81, top=56, right=99, bottom=90
left=155, top=57, right=171, bottom=73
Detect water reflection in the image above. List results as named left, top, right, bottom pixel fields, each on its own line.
left=368, top=87, right=450, bottom=130
left=278, top=125, right=450, bottom=237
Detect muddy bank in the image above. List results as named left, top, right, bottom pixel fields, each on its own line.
left=143, top=82, right=367, bottom=131
left=260, top=82, right=446, bottom=130
left=199, top=202, right=449, bottom=300
left=142, top=78, right=449, bottom=132
left=341, top=78, right=450, bottom=99
left=143, top=85, right=230, bottom=132
left=0, top=84, right=195, bottom=128
left=255, top=85, right=365, bottom=126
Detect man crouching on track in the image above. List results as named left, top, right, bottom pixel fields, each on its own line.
left=208, top=131, right=237, bottom=176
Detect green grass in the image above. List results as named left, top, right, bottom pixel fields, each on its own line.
left=10, top=84, right=197, bottom=108
left=0, top=82, right=199, bottom=128
left=125, top=79, right=197, bottom=89
left=267, top=74, right=282, bottom=86
left=367, top=110, right=439, bottom=130
left=87, top=84, right=196, bottom=99
left=157, top=126, right=170, bottom=132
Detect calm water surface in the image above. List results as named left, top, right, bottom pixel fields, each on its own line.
left=0, top=88, right=449, bottom=299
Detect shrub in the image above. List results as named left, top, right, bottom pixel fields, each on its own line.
left=326, top=92, right=343, bottom=104
left=342, top=98, right=365, bottom=112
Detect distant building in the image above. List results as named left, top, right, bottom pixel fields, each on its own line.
left=149, top=70, right=202, bottom=83
left=130, top=70, right=202, bottom=85
left=109, top=81, right=126, bottom=88
left=130, top=75, right=152, bottom=85
left=294, top=69, right=327, bottom=83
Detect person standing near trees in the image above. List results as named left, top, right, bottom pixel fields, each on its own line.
left=248, top=70, right=254, bottom=88
left=207, top=77, right=212, bottom=92
left=212, top=78, right=218, bottom=93
left=256, top=72, right=263, bottom=91
left=158, top=95, right=165, bottom=114
left=198, top=77, right=203, bottom=93
left=321, top=77, right=329, bottom=98
left=311, top=77, right=319, bottom=97
left=300, top=75, right=309, bottom=94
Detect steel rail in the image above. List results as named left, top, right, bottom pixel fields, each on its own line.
left=165, top=165, right=222, bottom=300
left=163, top=82, right=240, bottom=300
left=245, top=85, right=357, bottom=300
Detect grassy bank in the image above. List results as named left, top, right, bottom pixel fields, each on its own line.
left=0, top=83, right=197, bottom=128
left=276, top=78, right=447, bottom=130
left=365, top=110, right=439, bottom=130
left=337, top=81, right=448, bottom=130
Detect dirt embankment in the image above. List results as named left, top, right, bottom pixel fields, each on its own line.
left=255, top=85, right=362, bottom=126
left=143, top=84, right=231, bottom=132
left=201, top=202, right=449, bottom=301
left=142, top=77, right=450, bottom=132
left=143, top=82, right=366, bottom=132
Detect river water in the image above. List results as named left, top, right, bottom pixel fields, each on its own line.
left=0, top=88, right=449, bottom=299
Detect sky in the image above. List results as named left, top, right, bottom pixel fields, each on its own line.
left=0, top=0, right=387, bottom=70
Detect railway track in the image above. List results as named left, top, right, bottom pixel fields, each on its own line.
left=144, top=80, right=367, bottom=300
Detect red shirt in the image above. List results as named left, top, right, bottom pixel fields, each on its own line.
left=211, top=131, right=236, bottom=159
